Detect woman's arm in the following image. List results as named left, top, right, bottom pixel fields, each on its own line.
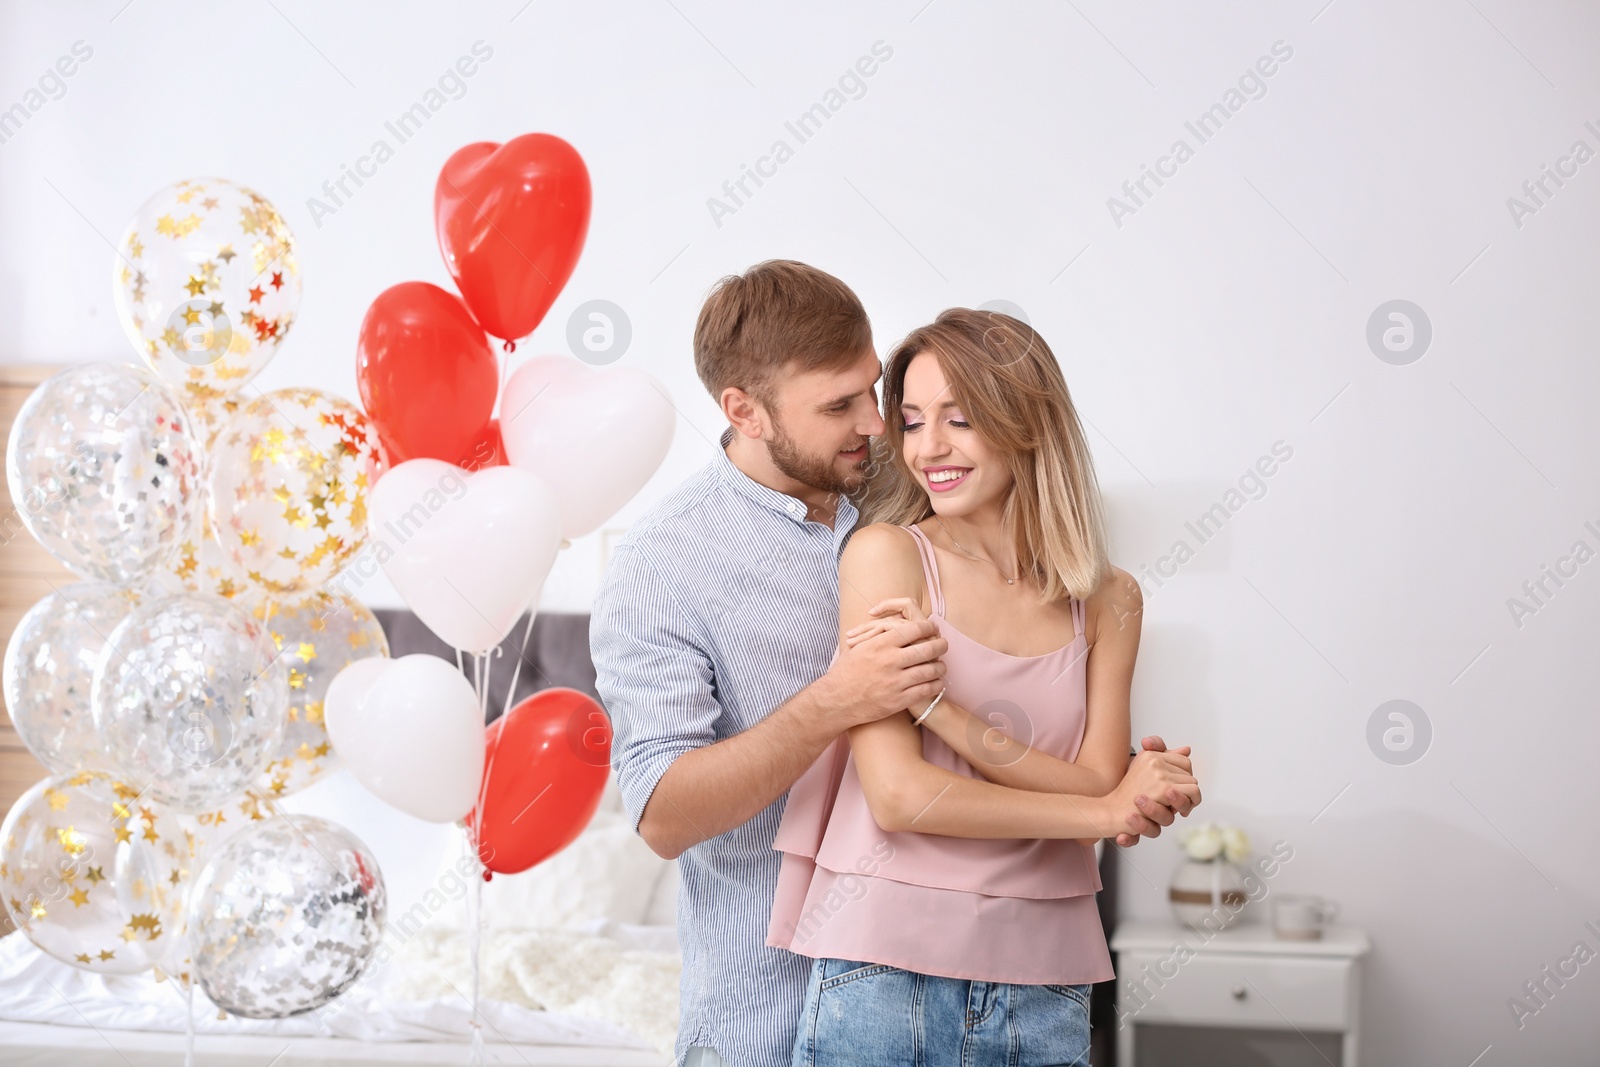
left=844, top=575, right=1196, bottom=813
left=837, top=525, right=1197, bottom=842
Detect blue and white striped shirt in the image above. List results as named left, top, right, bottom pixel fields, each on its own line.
left=590, top=428, right=858, bottom=1067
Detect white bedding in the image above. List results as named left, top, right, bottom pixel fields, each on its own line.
left=0, top=920, right=677, bottom=1064
left=0, top=770, right=681, bottom=1065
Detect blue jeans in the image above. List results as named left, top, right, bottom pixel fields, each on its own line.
left=790, top=956, right=1093, bottom=1067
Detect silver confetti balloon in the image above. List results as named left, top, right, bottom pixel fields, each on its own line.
left=3, top=582, right=148, bottom=775
left=186, top=814, right=385, bottom=1018
left=92, top=592, right=288, bottom=813
left=5, top=362, right=200, bottom=585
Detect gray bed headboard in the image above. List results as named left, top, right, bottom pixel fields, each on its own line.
left=371, top=610, right=598, bottom=725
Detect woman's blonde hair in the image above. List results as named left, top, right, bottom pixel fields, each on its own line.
left=857, top=308, right=1110, bottom=603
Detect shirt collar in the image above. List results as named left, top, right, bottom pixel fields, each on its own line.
left=716, top=426, right=858, bottom=532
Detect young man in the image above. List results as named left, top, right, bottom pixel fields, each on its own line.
left=590, top=261, right=1181, bottom=1067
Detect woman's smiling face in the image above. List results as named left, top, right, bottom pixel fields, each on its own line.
left=898, top=351, right=1013, bottom=516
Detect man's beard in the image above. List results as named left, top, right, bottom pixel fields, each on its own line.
left=766, top=415, right=869, bottom=496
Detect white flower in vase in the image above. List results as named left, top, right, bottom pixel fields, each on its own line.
left=1170, top=821, right=1253, bottom=931
left=1221, top=825, right=1252, bottom=864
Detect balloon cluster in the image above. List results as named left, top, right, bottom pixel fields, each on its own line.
left=1, top=179, right=388, bottom=1020
left=354, top=133, right=675, bottom=543
left=332, top=134, right=664, bottom=877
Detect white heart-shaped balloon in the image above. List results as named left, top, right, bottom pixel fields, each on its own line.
left=500, top=353, right=583, bottom=412
left=369, top=460, right=561, bottom=653
left=324, top=654, right=484, bottom=823
left=500, top=358, right=675, bottom=539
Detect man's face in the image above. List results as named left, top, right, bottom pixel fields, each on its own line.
left=759, top=348, right=885, bottom=495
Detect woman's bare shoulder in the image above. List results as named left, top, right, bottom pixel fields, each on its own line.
left=840, top=522, right=927, bottom=598
left=843, top=521, right=921, bottom=558
left=1084, top=563, right=1144, bottom=641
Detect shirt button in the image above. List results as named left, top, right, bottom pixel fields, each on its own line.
left=786, top=502, right=798, bottom=513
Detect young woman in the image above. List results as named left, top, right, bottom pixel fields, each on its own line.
left=766, top=308, right=1201, bottom=1066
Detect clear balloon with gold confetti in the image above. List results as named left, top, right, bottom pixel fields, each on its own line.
left=207, top=388, right=379, bottom=599
left=2, top=582, right=151, bottom=776
left=152, top=795, right=278, bottom=989
left=112, top=178, right=301, bottom=408
left=0, top=772, right=192, bottom=976
left=185, top=391, right=244, bottom=457
left=154, top=475, right=250, bottom=604
left=247, top=590, right=390, bottom=798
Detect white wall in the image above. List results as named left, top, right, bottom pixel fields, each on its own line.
left=2, top=1, right=1597, bottom=1062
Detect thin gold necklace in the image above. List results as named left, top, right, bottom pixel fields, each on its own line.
left=935, top=516, right=1019, bottom=585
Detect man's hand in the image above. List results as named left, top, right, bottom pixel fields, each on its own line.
left=817, top=598, right=947, bottom=733
left=1112, top=735, right=1200, bottom=847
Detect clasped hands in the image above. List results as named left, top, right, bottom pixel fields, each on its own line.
left=845, top=597, right=1201, bottom=848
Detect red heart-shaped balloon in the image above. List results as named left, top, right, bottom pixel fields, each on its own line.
left=435, top=133, right=591, bottom=343
left=356, top=281, right=498, bottom=468
left=468, top=687, right=611, bottom=876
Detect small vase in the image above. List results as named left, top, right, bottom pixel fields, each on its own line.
left=1169, top=858, right=1249, bottom=932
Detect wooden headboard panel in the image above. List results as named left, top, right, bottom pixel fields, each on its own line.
left=0, top=364, right=80, bottom=936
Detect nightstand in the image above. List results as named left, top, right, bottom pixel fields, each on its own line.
left=1110, top=920, right=1371, bottom=1067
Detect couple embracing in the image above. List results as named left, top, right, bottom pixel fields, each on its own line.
left=591, top=260, right=1202, bottom=1067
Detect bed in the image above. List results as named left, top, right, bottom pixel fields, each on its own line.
left=0, top=611, right=679, bottom=1066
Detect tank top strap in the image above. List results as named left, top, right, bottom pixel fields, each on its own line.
left=1072, top=596, right=1084, bottom=640
left=899, top=523, right=946, bottom=618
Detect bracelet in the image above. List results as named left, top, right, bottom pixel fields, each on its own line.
left=913, top=689, right=945, bottom=725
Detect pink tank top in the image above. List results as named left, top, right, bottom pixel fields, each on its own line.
left=765, top=523, right=1114, bottom=985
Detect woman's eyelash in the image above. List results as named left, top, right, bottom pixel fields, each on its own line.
left=901, top=419, right=968, bottom=432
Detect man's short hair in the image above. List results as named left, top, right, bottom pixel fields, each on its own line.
left=693, top=259, right=872, bottom=406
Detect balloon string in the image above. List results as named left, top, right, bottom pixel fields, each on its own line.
left=472, top=612, right=533, bottom=860
left=500, top=609, right=538, bottom=722
left=498, top=348, right=509, bottom=422
left=470, top=649, right=489, bottom=1065
left=473, top=607, right=537, bottom=851
left=471, top=649, right=493, bottom=871
left=465, top=824, right=485, bottom=1067
left=183, top=970, right=195, bottom=1067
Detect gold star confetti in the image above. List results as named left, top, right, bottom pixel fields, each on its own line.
left=57, top=826, right=87, bottom=854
